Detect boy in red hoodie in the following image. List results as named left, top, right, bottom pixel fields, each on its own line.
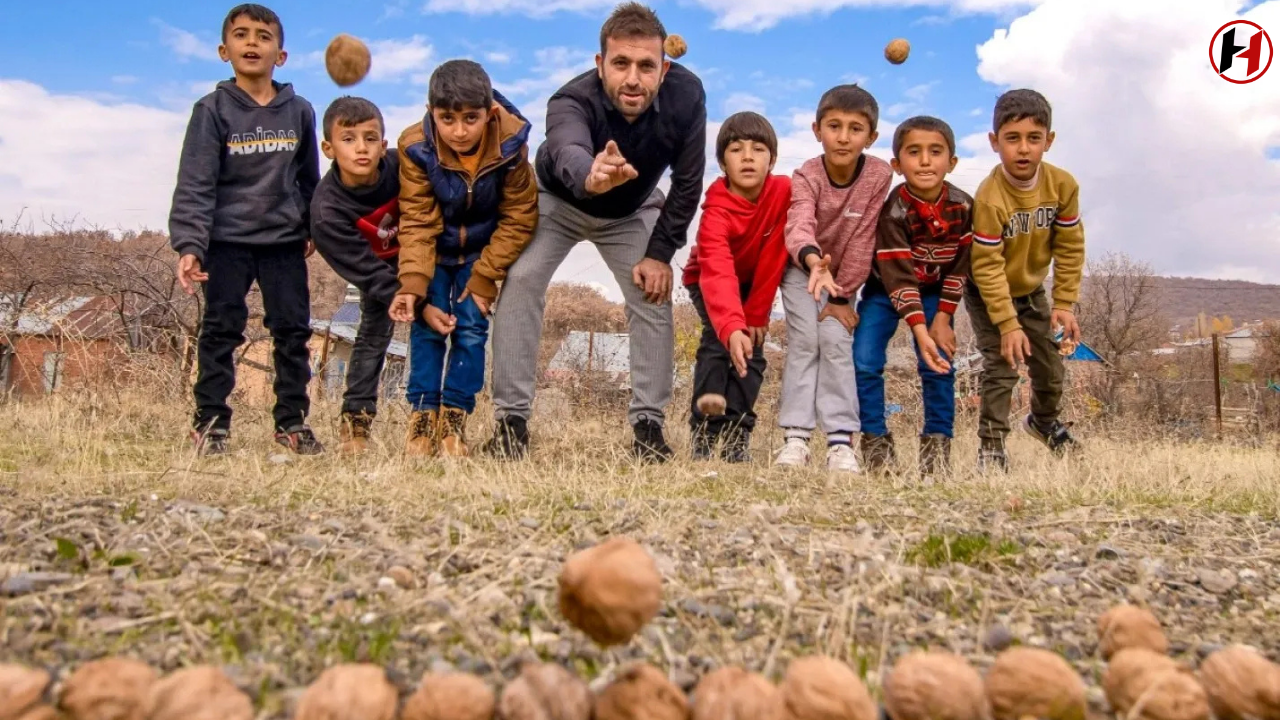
left=682, top=111, right=791, bottom=463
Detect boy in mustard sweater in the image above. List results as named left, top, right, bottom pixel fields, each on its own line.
left=967, top=89, right=1085, bottom=472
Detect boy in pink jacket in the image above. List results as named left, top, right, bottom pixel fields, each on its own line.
left=776, top=84, right=893, bottom=472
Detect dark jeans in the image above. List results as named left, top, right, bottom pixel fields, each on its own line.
left=854, top=286, right=956, bottom=438
left=342, top=271, right=396, bottom=418
left=406, top=261, right=489, bottom=413
left=965, top=283, right=1065, bottom=441
left=687, top=283, right=767, bottom=434
left=194, top=240, right=311, bottom=432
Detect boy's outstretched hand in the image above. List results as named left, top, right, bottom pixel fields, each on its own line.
left=805, top=253, right=842, bottom=301
left=584, top=140, right=639, bottom=196
left=727, top=330, right=753, bottom=378
left=818, top=301, right=859, bottom=334
left=1001, top=328, right=1032, bottom=369
left=912, top=324, right=951, bottom=374
left=424, top=304, right=457, bottom=335
left=458, top=289, right=492, bottom=317
left=389, top=293, right=417, bottom=323
left=177, top=254, right=208, bottom=295
left=929, top=313, right=957, bottom=359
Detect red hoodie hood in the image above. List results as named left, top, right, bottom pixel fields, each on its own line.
left=701, top=174, right=788, bottom=217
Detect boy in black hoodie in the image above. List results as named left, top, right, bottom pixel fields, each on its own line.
left=309, top=96, right=401, bottom=455
left=168, top=3, right=322, bottom=456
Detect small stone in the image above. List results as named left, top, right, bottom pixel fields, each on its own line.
left=1238, top=569, right=1259, bottom=581
left=1197, top=567, right=1238, bottom=594
left=671, top=668, right=698, bottom=693
left=360, top=612, right=378, bottom=625
left=166, top=502, right=225, bottom=524
left=707, top=605, right=737, bottom=627
left=983, top=624, right=1015, bottom=652
left=387, top=566, right=415, bottom=589
left=1040, top=571, right=1074, bottom=587
left=111, top=567, right=135, bottom=583
left=269, top=453, right=292, bottom=465
left=1046, top=530, right=1077, bottom=545
left=1, top=572, right=75, bottom=596
left=699, top=520, right=719, bottom=530
left=292, top=535, right=325, bottom=552
left=1197, top=642, right=1223, bottom=659
left=1095, top=544, right=1123, bottom=560
left=377, top=577, right=397, bottom=591
left=519, top=517, right=541, bottom=530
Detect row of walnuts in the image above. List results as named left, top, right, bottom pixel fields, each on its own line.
left=3, top=537, right=1278, bottom=720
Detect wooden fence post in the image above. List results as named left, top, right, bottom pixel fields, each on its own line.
left=1212, top=333, right=1223, bottom=437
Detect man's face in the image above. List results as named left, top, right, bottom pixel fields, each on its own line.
left=595, top=35, right=669, bottom=120
left=218, top=15, right=286, bottom=79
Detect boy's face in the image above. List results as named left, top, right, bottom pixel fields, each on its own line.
left=989, top=117, right=1054, bottom=182
left=218, top=15, right=286, bottom=79
left=812, top=110, right=878, bottom=170
left=892, top=129, right=957, bottom=196
left=596, top=35, right=669, bottom=120
left=430, top=105, right=494, bottom=156
left=322, top=119, right=387, bottom=185
left=719, top=139, right=775, bottom=197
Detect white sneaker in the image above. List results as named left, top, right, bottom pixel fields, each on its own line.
left=826, top=444, right=862, bottom=474
left=774, top=438, right=811, bottom=466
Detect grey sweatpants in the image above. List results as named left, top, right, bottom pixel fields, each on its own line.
left=777, top=265, right=860, bottom=443
left=490, top=187, right=673, bottom=427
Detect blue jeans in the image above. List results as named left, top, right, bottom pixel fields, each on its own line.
left=406, top=262, right=489, bottom=413
left=853, top=286, right=956, bottom=438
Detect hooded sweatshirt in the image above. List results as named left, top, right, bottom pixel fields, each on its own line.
left=783, top=154, right=893, bottom=302
left=682, top=174, right=792, bottom=347
left=309, top=150, right=402, bottom=306
left=168, top=79, right=321, bottom=263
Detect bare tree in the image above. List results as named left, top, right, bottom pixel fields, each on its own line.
left=1078, top=251, right=1167, bottom=360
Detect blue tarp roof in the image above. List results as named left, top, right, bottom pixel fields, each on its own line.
left=1066, top=341, right=1105, bottom=363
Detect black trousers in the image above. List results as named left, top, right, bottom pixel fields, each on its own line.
left=687, top=283, right=767, bottom=434
left=194, top=240, right=312, bottom=433
left=342, top=265, right=396, bottom=418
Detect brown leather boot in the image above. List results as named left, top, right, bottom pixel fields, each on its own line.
left=406, top=409, right=439, bottom=457
left=438, top=407, right=469, bottom=458
left=338, top=412, right=373, bottom=455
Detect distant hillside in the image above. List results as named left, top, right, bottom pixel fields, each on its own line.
left=1141, top=276, right=1280, bottom=327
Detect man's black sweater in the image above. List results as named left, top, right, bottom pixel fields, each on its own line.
left=309, top=151, right=401, bottom=306
left=535, top=63, right=707, bottom=265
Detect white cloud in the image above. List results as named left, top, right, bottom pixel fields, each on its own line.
left=112, top=75, right=139, bottom=85
left=973, top=0, right=1280, bottom=278
left=723, top=92, right=766, bottom=115
left=486, top=51, right=514, bottom=64
left=153, top=20, right=218, bottom=62
left=421, top=0, right=612, bottom=16
left=695, top=0, right=1043, bottom=30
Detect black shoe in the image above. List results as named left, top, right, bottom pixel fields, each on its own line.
left=632, top=417, right=673, bottom=464
left=191, top=427, right=230, bottom=456
left=860, top=433, right=897, bottom=473
left=919, top=434, right=952, bottom=482
left=691, top=423, right=719, bottom=461
left=720, top=427, right=752, bottom=464
left=274, top=424, right=324, bottom=455
left=480, top=416, right=529, bottom=460
left=977, top=438, right=1009, bottom=474
left=1022, top=415, right=1080, bottom=456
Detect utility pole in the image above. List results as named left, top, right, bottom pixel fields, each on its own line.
left=1212, top=333, right=1223, bottom=437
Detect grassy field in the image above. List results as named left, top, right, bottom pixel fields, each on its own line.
left=2, top=390, right=1279, bottom=717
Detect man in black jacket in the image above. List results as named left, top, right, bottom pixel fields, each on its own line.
left=481, top=2, right=707, bottom=463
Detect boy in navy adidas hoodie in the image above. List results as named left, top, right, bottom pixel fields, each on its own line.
left=168, top=3, right=321, bottom=457
left=309, top=96, right=401, bottom=455
left=387, top=59, right=539, bottom=458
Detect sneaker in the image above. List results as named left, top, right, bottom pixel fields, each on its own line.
left=1022, top=415, right=1080, bottom=456
left=479, top=416, right=529, bottom=460
left=720, top=427, right=751, bottom=464
left=918, top=434, right=952, bottom=483
left=976, top=438, right=1009, bottom=474
left=826, top=443, right=862, bottom=474
left=632, top=417, right=674, bottom=464
left=695, top=393, right=727, bottom=417
left=191, top=427, right=230, bottom=456
left=338, top=413, right=373, bottom=455
left=860, top=433, right=897, bottom=474
left=691, top=423, right=718, bottom=461
left=438, top=407, right=470, bottom=458
left=774, top=437, right=811, bottom=467
left=406, top=409, right=440, bottom=457
left=274, top=424, right=324, bottom=455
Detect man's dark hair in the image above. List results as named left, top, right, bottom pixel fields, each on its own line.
left=428, top=60, right=494, bottom=112
left=222, top=4, right=284, bottom=47
left=716, top=111, right=778, bottom=165
left=892, top=115, right=956, bottom=158
left=599, top=2, right=667, bottom=56
left=992, top=88, right=1052, bottom=133
left=815, top=84, right=879, bottom=132
left=322, top=97, right=384, bottom=141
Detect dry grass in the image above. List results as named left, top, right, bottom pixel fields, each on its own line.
left=1, top=389, right=1279, bottom=718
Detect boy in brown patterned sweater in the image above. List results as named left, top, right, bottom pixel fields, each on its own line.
left=854, top=116, right=973, bottom=482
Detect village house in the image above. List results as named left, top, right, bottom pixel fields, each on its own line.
left=0, top=295, right=130, bottom=399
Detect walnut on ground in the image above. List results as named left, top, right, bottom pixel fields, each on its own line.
left=142, top=665, right=254, bottom=720
left=883, top=650, right=990, bottom=720
left=1102, top=648, right=1209, bottom=720
left=1097, top=605, right=1169, bottom=660
left=293, top=663, right=399, bottom=720
left=1196, top=645, right=1280, bottom=720
left=496, top=661, right=592, bottom=720
left=690, top=665, right=777, bottom=720
left=984, top=647, right=1087, bottom=720
left=777, top=656, right=877, bottom=720
left=558, top=537, right=663, bottom=647
left=594, top=663, right=689, bottom=720
left=401, top=671, right=496, bottom=720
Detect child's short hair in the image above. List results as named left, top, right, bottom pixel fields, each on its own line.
left=715, top=112, right=778, bottom=165
left=428, top=60, right=494, bottom=112
left=322, top=96, right=384, bottom=141
left=992, top=89, right=1052, bottom=133
left=892, top=116, right=956, bottom=158
left=815, top=84, right=879, bottom=132
left=599, top=2, right=667, bottom=56
left=221, top=3, right=284, bottom=47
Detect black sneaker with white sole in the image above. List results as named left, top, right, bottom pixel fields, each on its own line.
left=1022, top=415, right=1080, bottom=456
left=191, top=428, right=230, bottom=456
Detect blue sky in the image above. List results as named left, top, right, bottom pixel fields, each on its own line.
left=3, top=0, right=1280, bottom=301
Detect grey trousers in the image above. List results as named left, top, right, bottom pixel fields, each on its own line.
left=490, top=187, right=672, bottom=427
left=777, top=265, right=860, bottom=440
